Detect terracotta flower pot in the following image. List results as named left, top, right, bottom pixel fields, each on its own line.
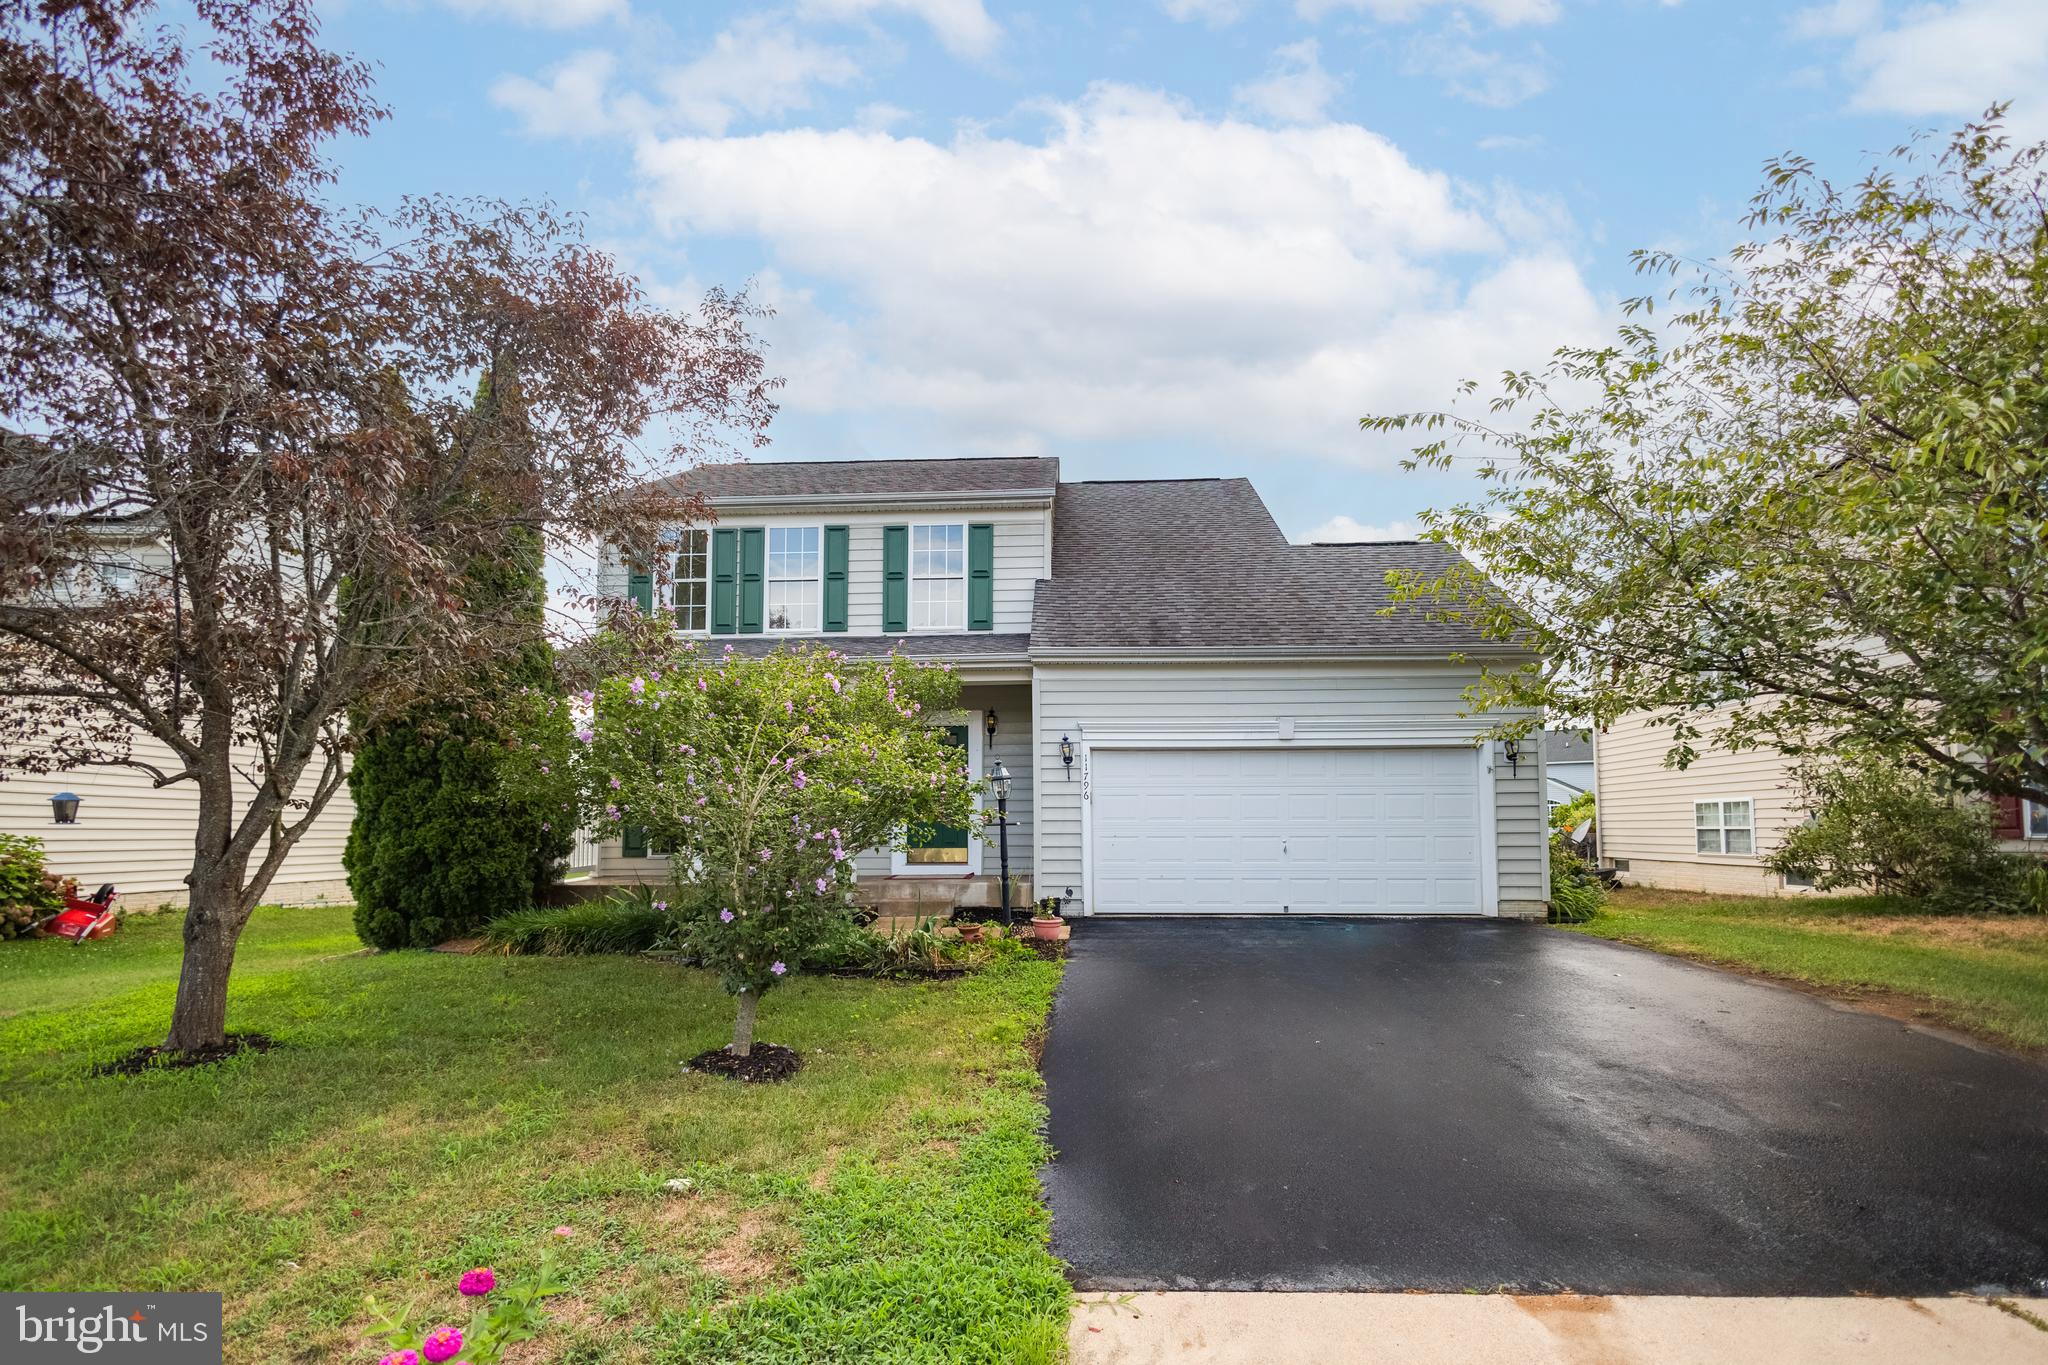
left=1030, top=915, right=1062, bottom=941
left=957, top=922, right=985, bottom=943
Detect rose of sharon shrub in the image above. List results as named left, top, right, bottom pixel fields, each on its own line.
left=508, top=638, right=980, bottom=1056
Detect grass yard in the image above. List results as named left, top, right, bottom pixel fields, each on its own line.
left=0, top=905, right=1069, bottom=1364
left=1570, top=887, right=2048, bottom=1052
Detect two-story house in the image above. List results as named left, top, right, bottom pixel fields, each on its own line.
left=596, top=456, right=1551, bottom=919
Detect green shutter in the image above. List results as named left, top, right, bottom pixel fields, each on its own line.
left=882, top=525, right=908, bottom=633
left=627, top=562, right=653, bottom=615
left=823, top=525, right=849, bottom=633
left=622, top=824, right=647, bottom=858
left=710, top=529, right=737, bottom=635
left=967, top=523, right=994, bottom=631
left=739, top=527, right=765, bottom=634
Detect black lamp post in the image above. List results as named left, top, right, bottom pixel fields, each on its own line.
left=49, top=792, right=81, bottom=824
left=988, top=760, right=1013, bottom=929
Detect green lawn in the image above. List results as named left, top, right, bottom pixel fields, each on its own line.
left=0, top=906, right=1068, bottom=1364
left=1570, top=887, right=2048, bottom=1051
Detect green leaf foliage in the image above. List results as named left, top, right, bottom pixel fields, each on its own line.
left=1364, top=110, right=2048, bottom=806
left=1765, top=756, right=2028, bottom=911
left=505, top=639, right=979, bottom=1022
left=346, top=524, right=574, bottom=950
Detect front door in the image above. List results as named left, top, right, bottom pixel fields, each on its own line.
left=900, top=724, right=976, bottom=869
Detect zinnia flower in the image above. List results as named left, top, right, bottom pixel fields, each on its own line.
left=421, top=1327, right=463, bottom=1363
left=380, top=1352, right=419, bottom=1365
left=458, top=1268, right=495, bottom=1297
left=552, top=1225, right=574, bottom=1238
left=770, top=961, right=787, bottom=976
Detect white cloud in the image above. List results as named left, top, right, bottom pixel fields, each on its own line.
left=1789, top=0, right=1879, bottom=39
left=663, top=17, right=864, bottom=135
left=492, top=50, right=640, bottom=139
left=1821, top=0, right=2048, bottom=137
left=1298, top=0, right=1560, bottom=26
left=1299, top=515, right=1420, bottom=542
left=1232, top=40, right=1341, bottom=124
left=798, top=0, right=1002, bottom=59
left=1163, top=0, right=1251, bottom=24
left=631, top=84, right=1606, bottom=463
left=1477, top=132, right=1545, bottom=152
left=439, top=0, right=627, bottom=27
left=1405, top=30, right=1551, bottom=107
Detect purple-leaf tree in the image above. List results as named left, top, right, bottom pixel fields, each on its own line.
left=0, top=0, right=775, bottom=1052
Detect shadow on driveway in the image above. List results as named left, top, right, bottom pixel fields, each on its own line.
left=1039, top=917, right=2048, bottom=1294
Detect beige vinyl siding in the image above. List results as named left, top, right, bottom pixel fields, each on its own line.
left=601, top=683, right=1034, bottom=886
left=613, top=508, right=1047, bottom=636
left=0, top=730, right=355, bottom=908
left=1594, top=708, right=1805, bottom=895
left=1031, top=661, right=1544, bottom=915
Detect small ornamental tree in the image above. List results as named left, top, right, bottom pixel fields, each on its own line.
left=514, top=640, right=979, bottom=1056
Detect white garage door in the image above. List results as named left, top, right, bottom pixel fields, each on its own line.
left=1089, top=747, right=1485, bottom=915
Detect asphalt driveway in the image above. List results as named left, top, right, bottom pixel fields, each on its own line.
left=1039, top=918, right=2048, bottom=1295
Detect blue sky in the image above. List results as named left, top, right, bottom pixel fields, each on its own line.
left=318, top=0, right=2044, bottom=543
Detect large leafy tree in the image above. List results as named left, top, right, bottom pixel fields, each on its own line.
left=0, top=1, right=775, bottom=1051
left=515, top=641, right=978, bottom=1057
left=1365, top=111, right=2048, bottom=806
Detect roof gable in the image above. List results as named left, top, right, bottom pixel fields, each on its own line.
left=659, top=456, right=1058, bottom=504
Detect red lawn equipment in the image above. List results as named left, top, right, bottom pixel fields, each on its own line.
left=40, top=884, right=119, bottom=943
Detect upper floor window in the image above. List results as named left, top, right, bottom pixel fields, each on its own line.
left=910, top=523, right=965, bottom=631
left=766, top=526, right=821, bottom=632
left=1695, top=798, right=1753, bottom=855
left=673, top=529, right=708, bottom=632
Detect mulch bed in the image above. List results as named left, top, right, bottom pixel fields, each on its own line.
left=92, top=1032, right=282, bottom=1077
left=684, top=1042, right=803, bottom=1083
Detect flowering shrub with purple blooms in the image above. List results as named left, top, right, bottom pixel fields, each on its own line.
left=366, top=1248, right=562, bottom=1364
left=507, top=638, right=978, bottom=1055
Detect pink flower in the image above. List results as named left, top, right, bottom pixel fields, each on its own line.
left=458, top=1267, right=496, bottom=1297
left=792, top=770, right=807, bottom=789
left=579, top=690, right=594, bottom=704
left=826, top=672, right=842, bottom=694
left=771, top=961, right=787, bottom=976
left=757, top=848, right=773, bottom=861
left=380, top=1353, right=419, bottom=1365
left=815, top=877, right=830, bottom=894
left=609, top=775, right=621, bottom=789
left=720, top=909, right=735, bottom=923
left=630, top=677, right=646, bottom=695
left=697, top=677, right=708, bottom=692
left=553, top=1225, right=574, bottom=1238
left=654, top=900, right=668, bottom=912
left=575, top=728, right=594, bottom=745
left=831, top=846, right=847, bottom=861
left=422, top=1327, right=463, bottom=1362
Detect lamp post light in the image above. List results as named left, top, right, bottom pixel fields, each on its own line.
left=49, top=792, right=81, bottom=825
left=988, top=760, right=1013, bottom=929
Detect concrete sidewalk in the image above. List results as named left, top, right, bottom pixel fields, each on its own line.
left=1069, top=1292, right=2048, bottom=1364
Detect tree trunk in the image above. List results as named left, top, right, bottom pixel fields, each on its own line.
left=731, top=988, right=759, bottom=1057
left=164, top=873, right=251, bottom=1052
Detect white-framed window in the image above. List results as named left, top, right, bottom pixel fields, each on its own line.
left=2028, top=800, right=2048, bottom=840
left=673, top=529, right=708, bottom=632
left=765, top=526, right=821, bottom=632
left=1695, top=798, right=1754, bottom=855
left=909, top=523, right=966, bottom=632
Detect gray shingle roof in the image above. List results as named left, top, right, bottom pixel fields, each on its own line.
left=716, top=634, right=1031, bottom=661
left=661, top=456, right=1059, bottom=502
left=1030, top=479, right=1511, bottom=655
left=1544, top=729, right=1593, bottom=762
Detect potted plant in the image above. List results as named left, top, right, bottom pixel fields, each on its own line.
left=955, top=916, right=986, bottom=944
left=1030, top=896, right=1063, bottom=942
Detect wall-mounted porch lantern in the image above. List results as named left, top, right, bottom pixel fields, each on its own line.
left=984, top=708, right=999, bottom=745
left=50, top=792, right=81, bottom=824
left=1059, top=734, right=1074, bottom=771
left=1501, top=738, right=1524, bottom=778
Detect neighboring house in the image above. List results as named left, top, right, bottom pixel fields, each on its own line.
left=1595, top=709, right=2048, bottom=895
left=0, top=517, right=355, bottom=911
left=595, top=457, right=1551, bottom=919
left=1545, top=729, right=1594, bottom=807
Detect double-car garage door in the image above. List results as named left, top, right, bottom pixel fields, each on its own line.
left=1089, top=747, right=1485, bottom=915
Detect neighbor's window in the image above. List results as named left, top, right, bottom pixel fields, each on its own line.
left=1695, top=799, right=1754, bottom=855
left=673, top=529, right=708, bottom=632
left=910, top=524, right=966, bottom=630
left=766, top=526, right=821, bottom=632
left=2029, top=800, right=2048, bottom=840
